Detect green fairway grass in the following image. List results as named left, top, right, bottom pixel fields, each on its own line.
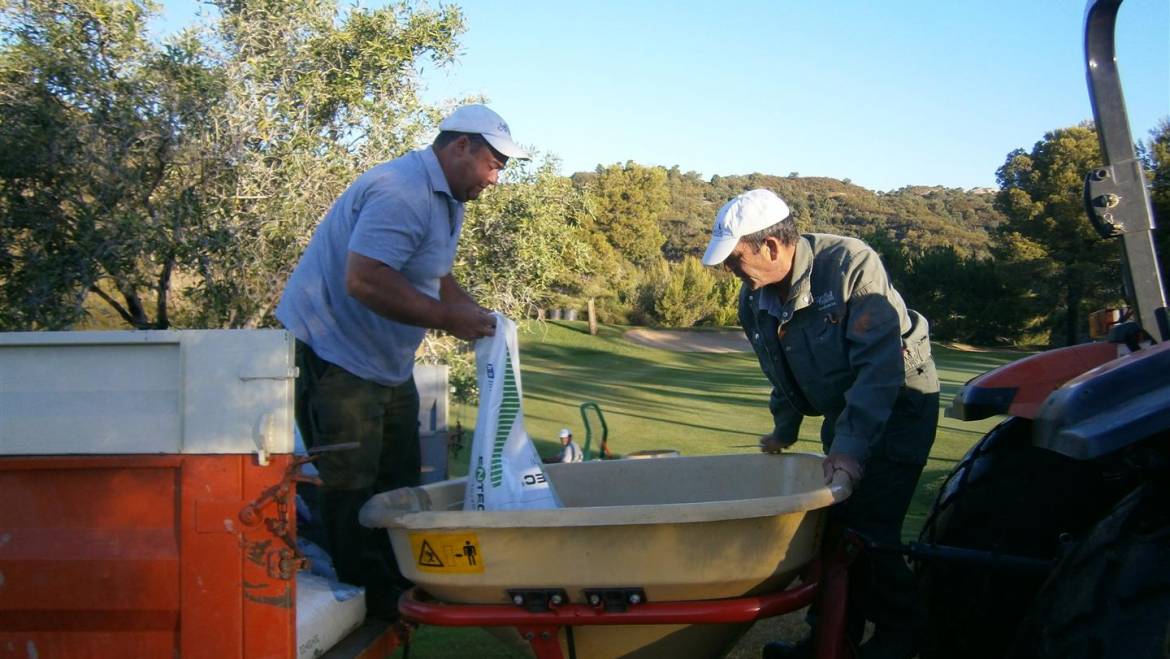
left=396, top=321, right=1023, bottom=658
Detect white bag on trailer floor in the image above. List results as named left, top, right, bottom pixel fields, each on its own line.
left=463, top=313, right=561, bottom=511
left=295, top=572, right=365, bottom=659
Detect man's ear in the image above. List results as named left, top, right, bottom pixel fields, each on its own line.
left=763, top=236, right=781, bottom=261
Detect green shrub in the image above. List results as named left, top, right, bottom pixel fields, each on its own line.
left=707, top=276, right=742, bottom=327
left=655, top=257, right=718, bottom=327
left=626, top=260, right=669, bottom=326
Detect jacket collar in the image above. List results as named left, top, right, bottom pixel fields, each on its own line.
left=757, top=236, right=814, bottom=317
left=788, top=236, right=814, bottom=310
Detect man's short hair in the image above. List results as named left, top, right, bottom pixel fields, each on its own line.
left=742, top=218, right=799, bottom=252
left=433, top=131, right=507, bottom=163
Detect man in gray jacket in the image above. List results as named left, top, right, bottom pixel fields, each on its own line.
left=701, top=189, right=939, bottom=659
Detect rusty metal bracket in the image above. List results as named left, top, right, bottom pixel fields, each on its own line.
left=237, top=447, right=355, bottom=580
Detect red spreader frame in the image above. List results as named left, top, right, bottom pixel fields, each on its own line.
left=397, top=540, right=855, bottom=659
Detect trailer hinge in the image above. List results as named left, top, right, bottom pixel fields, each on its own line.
left=254, top=412, right=283, bottom=466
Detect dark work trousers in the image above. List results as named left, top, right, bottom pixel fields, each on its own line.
left=828, top=388, right=940, bottom=638
left=294, top=340, right=420, bottom=618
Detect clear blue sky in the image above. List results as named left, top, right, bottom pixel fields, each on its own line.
left=158, top=1, right=1167, bottom=192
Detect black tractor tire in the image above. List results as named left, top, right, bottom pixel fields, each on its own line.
left=915, top=416, right=1120, bottom=659
left=1007, top=480, right=1170, bottom=659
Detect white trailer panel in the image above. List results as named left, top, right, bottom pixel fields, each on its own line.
left=0, top=330, right=296, bottom=456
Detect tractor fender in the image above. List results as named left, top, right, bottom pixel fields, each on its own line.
left=1034, top=340, right=1170, bottom=459
left=946, top=342, right=1121, bottom=421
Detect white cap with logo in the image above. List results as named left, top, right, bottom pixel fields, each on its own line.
left=701, top=189, right=791, bottom=266
left=439, top=104, right=531, bottom=160
left=559, top=428, right=571, bottom=439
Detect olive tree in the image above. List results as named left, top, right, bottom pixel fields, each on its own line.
left=185, top=0, right=465, bottom=327
left=0, top=0, right=466, bottom=330
left=0, top=0, right=221, bottom=329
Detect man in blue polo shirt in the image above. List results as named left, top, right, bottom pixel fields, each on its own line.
left=276, top=104, right=528, bottom=619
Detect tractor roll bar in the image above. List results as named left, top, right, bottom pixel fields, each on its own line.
left=1083, top=0, right=1170, bottom=341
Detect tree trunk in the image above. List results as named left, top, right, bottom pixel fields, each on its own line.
left=587, top=298, right=597, bottom=336
left=154, top=257, right=174, bottom=330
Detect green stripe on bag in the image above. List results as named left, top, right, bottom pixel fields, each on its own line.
left=490, top=346, right=518, bottom=486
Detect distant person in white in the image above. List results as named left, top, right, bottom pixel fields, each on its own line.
left=545, top=428, right=584, bottom=463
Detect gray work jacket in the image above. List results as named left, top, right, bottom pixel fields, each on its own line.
left=739, top=233, right=939, bottom=463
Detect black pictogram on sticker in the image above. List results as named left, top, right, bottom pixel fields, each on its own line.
left=418, top=540, right=444, bottom=567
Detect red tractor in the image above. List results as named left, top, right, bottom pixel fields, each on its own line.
left=912, top=1, right=1170, bottom=657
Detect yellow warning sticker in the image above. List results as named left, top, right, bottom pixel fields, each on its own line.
left=409, top=531, right=484, bottom=573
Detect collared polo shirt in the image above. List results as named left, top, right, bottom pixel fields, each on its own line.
left=276, top=146, right=464, bottom=386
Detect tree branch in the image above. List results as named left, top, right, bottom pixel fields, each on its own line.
left=88, top=284, right=135, bottom=326
left=118, top=284, right=150, bottom=329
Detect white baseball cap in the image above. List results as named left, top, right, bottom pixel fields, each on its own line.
left=559, top=428, right=571, bottom=438
left=701, top=189, right=791, bottom=266
left=439, top=104, right=531, bottom=160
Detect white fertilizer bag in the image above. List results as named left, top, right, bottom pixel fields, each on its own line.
left=463, top=313, right=562, bottom=511
left=295, top=572, right=364, bottom=659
